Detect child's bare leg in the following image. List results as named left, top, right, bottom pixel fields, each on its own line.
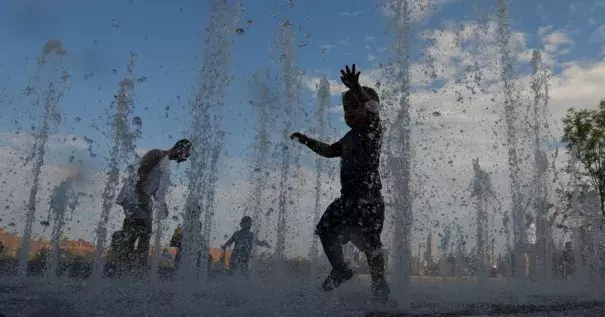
left=319, top=232, right=347, bottom=271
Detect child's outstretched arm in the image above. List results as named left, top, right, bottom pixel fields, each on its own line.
left=290, top=133, right=341, bottom=158
left=255, top=239, right=271, bottom=248
left=221, top=235, right=235, bottom=250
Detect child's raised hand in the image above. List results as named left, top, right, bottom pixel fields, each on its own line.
left=290, top=132, right=307, bottom=143
left=340, top=64, right=361, bottom=88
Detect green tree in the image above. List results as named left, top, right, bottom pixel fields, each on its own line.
left=562, top=100, right=605, bottom=227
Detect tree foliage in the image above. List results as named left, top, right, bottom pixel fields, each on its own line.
left=562, top=100, right=605, bottom=226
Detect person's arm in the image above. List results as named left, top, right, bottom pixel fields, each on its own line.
left=291, top=133, right=342, bottom=158
left=135, top=149, right=164, bottom=213
left=255, top=239, right=270, bottom=248
left=221, top=235, right=235, bottom=249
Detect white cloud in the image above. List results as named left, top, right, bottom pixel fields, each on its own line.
left=368, top=54, right=376, bottom=61
left=364, top=36, right=377, bottom=43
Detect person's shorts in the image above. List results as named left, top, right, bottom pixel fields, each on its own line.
left=315, top=196, right=385, bottom=252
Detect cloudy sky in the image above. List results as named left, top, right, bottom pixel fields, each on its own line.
left=1, top=0, right=605, bottom=258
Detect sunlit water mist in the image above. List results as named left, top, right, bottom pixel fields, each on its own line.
left=384, top=0, right=414, bottom=292
left=275, top=22, right=301, bottom=259
left=179, top=0, right=240, bottom=288
left=18, top=39, right=68, bottom=276
left=496, top=0, right=526, bottom=291
left=45, top=175, right=79, bottom=279
left=91, top=53, right=138, bottom=283
left=310, top=77, right=330, bottom=268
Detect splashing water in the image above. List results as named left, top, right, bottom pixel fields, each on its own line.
left=385, top=0, right=414, bottom=294
left=45, top=175, right=79, bottom=279
left=530, top=50, right=553, bottom=283
left=178, top=0, right=240, bottom=291
left=496, top=0, right=526, bottom=294
left=91, top=53, right=138, bottom=283
left=249, top=72, right=273, bottom=239
left=18, top=39, right=69, bottom=276
left=275, top=22, right=299, bottom=259
left=310, top=77, right=330, bottom=269
left=470, top=158, right=496, bottom=281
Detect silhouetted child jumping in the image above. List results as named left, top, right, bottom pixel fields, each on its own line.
left=290, top=64, right=389, bottom=301
left=221, top=216, right=270, bottom=276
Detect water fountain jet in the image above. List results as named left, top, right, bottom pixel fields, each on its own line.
left=18, top=39, right=69, bottom=276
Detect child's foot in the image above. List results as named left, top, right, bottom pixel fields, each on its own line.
left=321, top=268, right=354, bottom=291
left=372, top=278, right=390, bottom=302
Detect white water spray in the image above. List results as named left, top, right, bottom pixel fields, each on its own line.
left=529, top=50, right=553, bottom=283
left=275, top=22, right=299, bottom=259
left=470, top=158, right=496, bottom=281
left=18, top=39, right=68, bottom=276
left=310, top=77, right=330, bottom=269
left=91, top=53, right=138, bottom=283
left=386, top=0, right=414, bottom=292
left=496, top=0, right=525, bottom=291
left=178, top=0, right=239, bottom=290
left=45, top=175, right=78, bottom=279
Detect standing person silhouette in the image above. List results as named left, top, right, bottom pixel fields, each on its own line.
left=114, top=139, right=192, bottom=270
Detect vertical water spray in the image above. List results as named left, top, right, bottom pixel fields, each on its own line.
left=386, top=0, right=414, bottom=290
left=91, top=53, right=138, bottom=283
left=200, top=129, right=226, bottom=278
left=529, top=50, right=553, bottom=282
left=569, top=145, right=586, bottom=281
left=470, top=158, right=495, bottom=281
left=496, top=0, right=525, bottom=286
left=18, top=39, right=68, bottom=276
left=45, top=175, right=78, bottom=279
left=275, top=22, right=298, bottom=259
left=310, top=77, right=330, bottom=268
left=249, top=71, right=273, bottom=239
left=150, top=159, right=171, bottom=283
left=179, top=0, right=239, bottom=284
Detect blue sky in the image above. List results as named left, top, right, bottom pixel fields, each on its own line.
left=1, top=0, right=603, bottom=170
left=3, top=0, right=605, bottom=254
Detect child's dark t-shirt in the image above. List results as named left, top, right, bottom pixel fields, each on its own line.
left=231, top=229, right=254, bottom=261
left=339, top=120, right=383, bottom=201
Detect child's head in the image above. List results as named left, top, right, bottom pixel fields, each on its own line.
left=342, top=86, right=380, bottom=129
left=240, top=216, right=252, bottom=230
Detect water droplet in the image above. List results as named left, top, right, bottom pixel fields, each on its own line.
left=112, top=69, right=117, bottom=75
left=111, top=19, right=120, bottom=28
left=136, top=76, right=147, bottom=83
left=245, top=20, right=252, bottom=28
left=321, top=47, right=328, bottom=54
left=133, top=116, right=143, bottom=128
left=282, top=20, right=292, bottom=27
left=297, top=41, right=307, bottom=47
left=432, top=111, right=441, bottom=117
left=236, top=28, right=245, bottom=35
left=69, top=155, right=75, bottom=163
left=288, top=0, right=294, bottom=7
